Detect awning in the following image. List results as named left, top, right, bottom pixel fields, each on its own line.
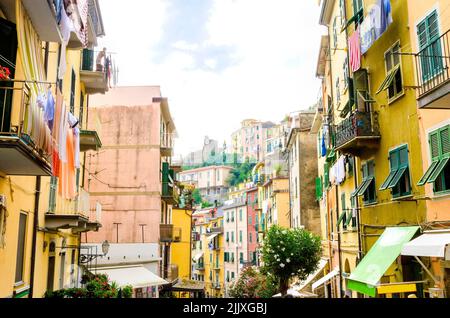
left=96, top=265, right=168, bottom=288
left=401, top=232, right=450, bottom=258
left=207, top=233, right=219, bottom=242
left=312, top=267, right=339, bottom=291
left=193, top=252, right=204, bottom=262
left=297, top=258, right=328, bottom=291
left=347, top=226, right=419, bottom=297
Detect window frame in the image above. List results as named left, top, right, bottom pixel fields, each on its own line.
left=383, top=41, right=404, bottom=103
left=388, top=145, right=412, bottom=198
left=15, top=212, right=28, bottom=285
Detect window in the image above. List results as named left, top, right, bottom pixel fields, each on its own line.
left=353, top=160, right=376, bottom=204
left=226, top=232, right=229, bottom=242
left=248, top=215, right=252, bottom=225
left=343, top=57, right=349, bottom=90
left=333, top=17, right=338, bottom=49
left=418, top=125, right=450, bottom=193
left=380, top=145, right=411, bottom=198
left=48, top=176, right=58, bottom=213
left=336, top=77, right=341, bottom=104
left=231, top=231, right=235, bottom=243
left=239, top=209, right=242, bottom=221
left=231, top=272, right=235, bottom=279
left=79, top=92, right=84, bottom=128
left=70, top=68, right=76, bottom=113
left=249, top=233, right=252, bottom=243
left=353, top=0, right=363, bottom=15
left=377, top=42, right=403, bottom=101
left=337, top=193, right=347, bottom=230
left=295, top=178, right=298, bottom=199
left=15, top=212, right=27, bottom=283
left=315, top=176, right=323, bottom=201
left=339, top=0, right=346, bottom=26
left=239, top=230, right=242, bottom=243
left=417, top=10, right=443, bottom=81
left=240, top=252, right=244, bottom=263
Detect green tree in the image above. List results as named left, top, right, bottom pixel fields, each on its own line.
left=226, top=162, right=255, bottom=187
left=261, top=225, right=322, bottom=296
left=192, top=188, right=202, bottom=204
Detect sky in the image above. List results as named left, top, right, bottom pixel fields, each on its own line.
left=97, top=0, right=325, bottom=158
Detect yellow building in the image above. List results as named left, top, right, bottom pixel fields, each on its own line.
left=262, top=177, right=290, bottom=229
left=0, top=0, right=105, bottom=298
left=203, top=212, right=224, bottom=298
left=315, top=0, right=428, bottom=298
left=169, top=206, right=195, bottom=298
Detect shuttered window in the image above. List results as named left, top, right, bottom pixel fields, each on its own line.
left=377, top=42, right=403, bottom=101
left=417, top=125, right=450, bottom=193
left=380, top=145, right=411, bottom=198
left=417, top=10, right=443, bottom=81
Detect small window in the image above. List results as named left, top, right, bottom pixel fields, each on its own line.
left=239, top=230, right=242, bottom=243
left=336, top=77, right=341, bottom=104
left=15, top=213, right=28, bottom=283
left=417, top=10, right=443, bottom=81
left=333, top=17, right=338, bottom=49
left=418, top=125, right=450, bottom=193
left=377, top=42, right=403, bottom=101
left=380, top=145, right=411, bottom=198
left=353, top=160, right=376, bottom=204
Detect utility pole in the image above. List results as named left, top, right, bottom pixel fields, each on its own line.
left=113, top=222, right=122, bottom=243
left=139, top=224, right=147, bottom=243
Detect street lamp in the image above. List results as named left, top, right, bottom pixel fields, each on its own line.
left=101, top=240, right=110, bottom=256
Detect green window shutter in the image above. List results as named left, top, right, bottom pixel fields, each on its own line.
left=439, top=126, right=450, bottom=157
left=315, top=177, right=323, bottom=200
left=380, top=150, right=400, bottom=190
left=337, top=211, right=346, bottom=227
left=324, top=163, right=330, bottom=189
left=427, top=157, right=450, bottom=183
left=341, top=193, right=347, bottom=228
left=417, top=161, right=440, bottom=186
left=430, top=131, right=440, bottom=160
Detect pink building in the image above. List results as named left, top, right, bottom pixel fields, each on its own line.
left=82, top=86, right=178, bottom=289
left=245, top=187, right=258, bottom=265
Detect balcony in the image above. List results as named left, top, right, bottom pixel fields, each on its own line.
left=160, top=133, right=175, bottom=157
left=80, top=49, right=109, bottom=95
left=162, top=162, right=179, bottom=205
left=80, top=129, right=102, bottom=152
left=414, top=29, right=450, bottom=109
left=334, top=111, right=380, bottom=156
left=213, top=263, right=221, bottom=270
left=195, top=263, right=205, bottom=270
left=67, top=0, right=105, bottom=48
left=212, top=282, right=221, bottom=290
left=164, top=264, right=178, bottom=282
left=45, top=189, right=101, bottom=233
left=209, top=226, right=224, bottom=234
left=0, top=0, right=63, bottom=42
left=0, top=83, right=52, bottom=176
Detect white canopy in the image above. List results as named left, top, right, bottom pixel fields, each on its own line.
left=193, top=252, right=204, bottom=261
left=297, top=258, right=328, bottom=291
left=207, top=233, right=219, bottom=242
left=312, top=267, right=339, bottom=291
left=401, top=232, right=450, bottom=258
left=96, top=265, right=168, bottom=288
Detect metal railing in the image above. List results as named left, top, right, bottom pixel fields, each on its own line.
left=0, top=83, right=51, bottom=159
left=414, top=29, right=450, bottom=97
left=334, top=111, right=380, bottom=149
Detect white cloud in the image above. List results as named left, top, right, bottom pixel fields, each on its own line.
left=97, top=0, right=325, bottom=156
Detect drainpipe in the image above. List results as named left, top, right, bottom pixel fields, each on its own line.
left=335, top=183, right=343, bottom=298
left=28, top=176, right=41, bottom=298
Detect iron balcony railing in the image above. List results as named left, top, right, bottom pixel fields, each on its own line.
left=414, top=29, right=450, bottom=97
left=334, top=111, right=380, bottom=149
left=0, top=83, right=52, bottom=159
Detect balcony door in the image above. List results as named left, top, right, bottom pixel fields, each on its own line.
left=0, top=18, right=18, bottom=133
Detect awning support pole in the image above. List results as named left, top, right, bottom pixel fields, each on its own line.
left=413, top=256, right=439, bottom=284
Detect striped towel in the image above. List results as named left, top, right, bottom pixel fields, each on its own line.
left=348, top=28, right=361, bottom=72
